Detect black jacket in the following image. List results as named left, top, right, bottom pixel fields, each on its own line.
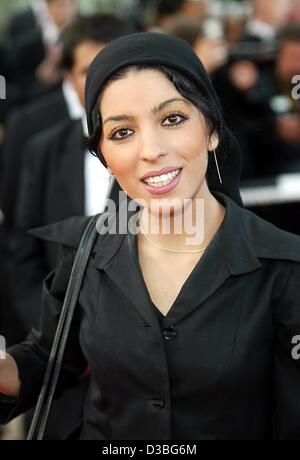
left=0, top=86, right=69, bottom=226
left=5, top=8, right=45, bottom=83
left=1, top=191, right=300, bottom=440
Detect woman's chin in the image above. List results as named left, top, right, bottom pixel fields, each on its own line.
left=147, top=200, right=188, bottom=219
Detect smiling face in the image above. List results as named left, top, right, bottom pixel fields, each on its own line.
left=99, top=69, right=218, bottom=217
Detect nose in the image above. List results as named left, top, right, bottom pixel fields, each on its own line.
left=138, top=127, right=168, bottom=162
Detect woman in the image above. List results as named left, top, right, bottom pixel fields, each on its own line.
left=0, top=32, right=300, bottom=440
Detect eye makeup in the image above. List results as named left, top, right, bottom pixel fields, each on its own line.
left=107, top=110, right=190, bottom=141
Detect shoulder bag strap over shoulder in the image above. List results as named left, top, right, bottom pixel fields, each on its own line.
left=27, top=213, right=99, bottom=440
left=27, top=177, right=117, bottom=440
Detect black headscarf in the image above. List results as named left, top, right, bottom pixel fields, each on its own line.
left=85, top=32, right=243, bottom=205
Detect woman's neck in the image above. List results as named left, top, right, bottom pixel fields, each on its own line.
left=138, top=185, right=226, bottom=253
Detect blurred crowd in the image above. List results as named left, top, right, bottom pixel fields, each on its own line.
left=0, top=0, right=299, bottom=439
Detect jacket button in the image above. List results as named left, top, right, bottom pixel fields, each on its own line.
left=151, top=394, right=166, bottom=409
left=162, top=326, right=177, bottom=341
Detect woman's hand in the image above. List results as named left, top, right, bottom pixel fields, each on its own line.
left=0, top=354, right=21, bottom=398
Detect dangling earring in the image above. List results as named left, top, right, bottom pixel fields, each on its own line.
left=213, top=150, right=223, bottom=185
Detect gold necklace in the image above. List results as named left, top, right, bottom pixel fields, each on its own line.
left=138, top=219, right=207, bottom=254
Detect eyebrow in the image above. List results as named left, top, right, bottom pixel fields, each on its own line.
left=102, top=98, right=191, bottom=126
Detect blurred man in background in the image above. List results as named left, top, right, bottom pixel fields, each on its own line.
left=10, top=13, right=131, bottom=344
left=244, top=0, right=291, bottom=43
left=213, top=23, right=300, bottom=179
left=258, top=25, right=300, bottom=173
left=165, top=17, right=227, bottom=75
left=5, top=0, right=78, bottom=97
left=0, top=39, right=80, bottom=234
left=0, top=0, right=79, bottom=179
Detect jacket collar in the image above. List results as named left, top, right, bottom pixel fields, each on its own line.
left=90, top=192, right=262, bottom=331
left=215, top=192, right=262, bottom=275
left=29, top=191, right=300, bottom=331
left=30, top=189, right=300, bottom=270
left=91, top=191, right=262, bottom=275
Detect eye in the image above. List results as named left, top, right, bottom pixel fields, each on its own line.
left=107, top=111, right=189, bottom=142
left=108, top=127, right=134, bottom=141
left=162, top=111, right=189, bottom=127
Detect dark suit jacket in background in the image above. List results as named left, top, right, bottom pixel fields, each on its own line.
left=0, top=78, right=67, bottom=350
left=0, top=85, right=69, bottom=227
left=0, top=88, right=68, bottom=347
left=5, top=8, right=45, bottom=85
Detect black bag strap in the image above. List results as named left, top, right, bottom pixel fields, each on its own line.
left=27, top=213, right=99, bottom=440
left=27, top=177, right=117, bottom=440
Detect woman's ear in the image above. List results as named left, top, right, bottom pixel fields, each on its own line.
left=208, top=132, right=219, bottom=152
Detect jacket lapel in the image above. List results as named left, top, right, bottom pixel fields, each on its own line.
left=165, top=192, right=261, bottom=323
left=91, top=207, right=162, bottom=336
left=104, top=232, right=163, bottom=337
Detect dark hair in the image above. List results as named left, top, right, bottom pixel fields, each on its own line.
left=88, top=64, right=233, bottom=170
left=60, top=14, right=136, bottom=71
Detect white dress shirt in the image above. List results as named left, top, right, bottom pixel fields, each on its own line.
left=62, top=79, right=84, bottom=120
left=82, top=116, right=112, bottom=216
left=61, top=83, right=112, bottom=215
left=30, top=0, right=60, bottom=47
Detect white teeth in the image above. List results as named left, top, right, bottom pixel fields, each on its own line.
left=144, top=169, right=181, bottom=187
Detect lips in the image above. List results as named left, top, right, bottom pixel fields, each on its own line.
left=141, top=168, right=183, bottom=196
left=142, top=168, right=181, bottom=186
left=140, top=166, right=182, bottom=182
